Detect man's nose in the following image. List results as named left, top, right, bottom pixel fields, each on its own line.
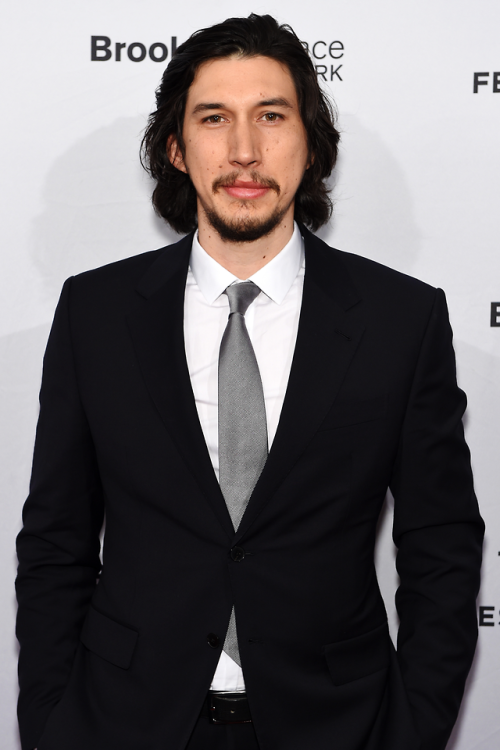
left=228, top=120, right=261, bottom=168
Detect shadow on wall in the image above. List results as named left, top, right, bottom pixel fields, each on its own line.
left=318, top=114, right=422, bottom=276
left=31, top=113, right=422, bottom=299
left=454, top=339, right=500, bottom=505
left=0, top=325, right=51, bottom=750
left=30, top=116, right=179, bottom=303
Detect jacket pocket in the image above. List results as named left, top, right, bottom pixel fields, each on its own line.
left=80, top=605, right=139, bottom=669
left=323, top=621, right=390, bottom=686
left=318, top=396, right=387, bottom=431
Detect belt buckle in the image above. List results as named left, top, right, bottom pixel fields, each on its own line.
left=208, top=692, right=252, bottom=724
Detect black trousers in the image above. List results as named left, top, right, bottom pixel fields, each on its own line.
left=185, top=715, right=260, bottom=750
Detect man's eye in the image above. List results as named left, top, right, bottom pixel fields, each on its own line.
left=205, top=115, right=225, bottom=123
left=262, top=112, right=281, bottom=122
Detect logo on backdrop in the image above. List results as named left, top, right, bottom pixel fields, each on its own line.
left=479, top=606, right=500, bottom=625
left=491, top=303, right=500, bottom=327
left=90, top=36, right=345, bottom=81
left=473, top=72, right=500, bottom=92
left=91, top=36, right=178, bottom=63
left=301, top=40, right=344, bottom=82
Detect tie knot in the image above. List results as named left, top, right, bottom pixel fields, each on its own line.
left=224, top=281, right=261, bottom=316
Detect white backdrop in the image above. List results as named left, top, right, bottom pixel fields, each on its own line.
left=1, top=1, right=499, bottom=747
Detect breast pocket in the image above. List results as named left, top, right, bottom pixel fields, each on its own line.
left=317, top=396, right=387, bottom=432
left=323, top=621, right=390, bottom=686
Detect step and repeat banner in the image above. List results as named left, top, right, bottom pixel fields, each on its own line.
left=1, top=0, right=498, bottom=747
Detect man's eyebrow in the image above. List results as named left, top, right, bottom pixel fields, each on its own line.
left=191, top=102, right=225, bottom=115
left=190, top=97, right=294, bottom=115
left=257, top=98, right=293, bottom=108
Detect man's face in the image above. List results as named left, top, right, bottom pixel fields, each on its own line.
left=170, top=55, right=310, bottom=242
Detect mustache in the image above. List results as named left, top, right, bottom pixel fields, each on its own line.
left=212, top=171, right=280, bottom=195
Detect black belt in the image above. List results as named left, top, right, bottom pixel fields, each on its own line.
left=202, top=691, right=252, bottom=724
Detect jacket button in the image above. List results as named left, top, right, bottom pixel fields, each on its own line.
left=207, top=633, right=220, bottom=648
left=230, top=546, right=245, bottom=562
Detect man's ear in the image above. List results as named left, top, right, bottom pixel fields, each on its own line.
left=167, top=135, right=187, bottom=173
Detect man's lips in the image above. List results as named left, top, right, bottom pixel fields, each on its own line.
left=223, top=180, right=271, bottom=199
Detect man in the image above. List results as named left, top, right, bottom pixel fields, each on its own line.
left=16, top=14, right=483, bottom=750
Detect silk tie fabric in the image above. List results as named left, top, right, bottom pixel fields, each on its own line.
left=219, top=281, right=268, bottom=665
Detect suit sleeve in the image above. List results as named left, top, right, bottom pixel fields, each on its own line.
left=15, top=278, right=104, bottom=750
left=389, top=287, right=484, bottom=750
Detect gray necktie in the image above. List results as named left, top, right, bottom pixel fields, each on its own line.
left=219, top=281, right=268, bottom=665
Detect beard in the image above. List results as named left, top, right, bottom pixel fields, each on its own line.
left=199, top=171, right=292, bottom=243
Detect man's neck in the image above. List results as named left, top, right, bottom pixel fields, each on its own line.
left=196, top=215, right=295, bottom=280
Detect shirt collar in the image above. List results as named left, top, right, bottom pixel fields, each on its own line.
left=190, top=222, right=304, bottom=305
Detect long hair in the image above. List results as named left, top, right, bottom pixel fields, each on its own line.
left=140, top=14, right=340, bottom=234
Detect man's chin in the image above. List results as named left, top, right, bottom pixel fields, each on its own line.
left=202, top=205, right=290, bottom=243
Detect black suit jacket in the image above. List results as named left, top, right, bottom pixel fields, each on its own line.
left=16, top=228, right=484, bottom=750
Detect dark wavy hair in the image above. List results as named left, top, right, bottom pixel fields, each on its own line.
left=140, top=14, right=340, bottom=234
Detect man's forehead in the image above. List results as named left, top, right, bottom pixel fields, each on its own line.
left=186, top=55, right=297, bottom=107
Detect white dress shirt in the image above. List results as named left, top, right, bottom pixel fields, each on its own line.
left=184, top=222, right=305, bottom=691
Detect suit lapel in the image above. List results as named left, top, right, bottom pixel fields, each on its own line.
left=127, top=229, right=365, bottom=543
left=127, top=234, right=234, bottom=539
left=234, top=229, right=366, bottom=542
